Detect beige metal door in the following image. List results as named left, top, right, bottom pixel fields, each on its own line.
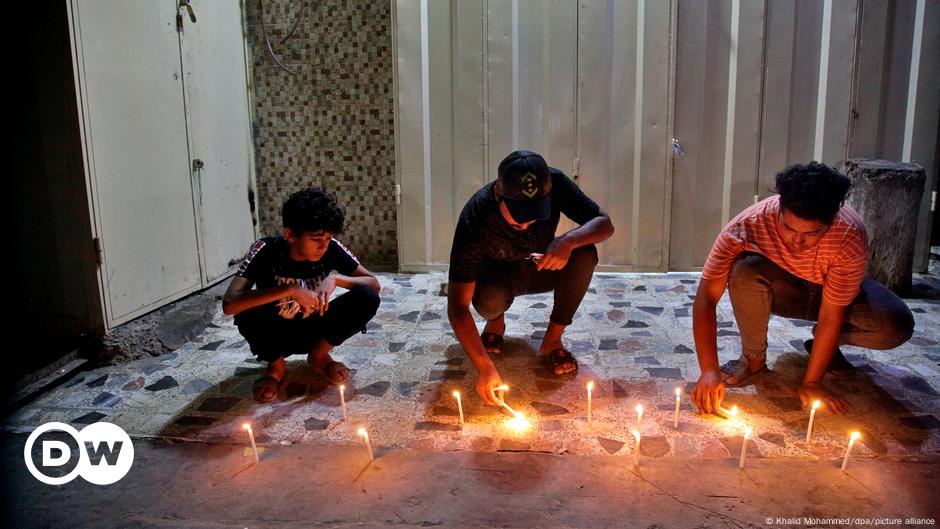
left=393, top=0, right=674, bottom=272
left=179, top=0, right=258, bottom=284
left=70, top=0, right=202, bottom=326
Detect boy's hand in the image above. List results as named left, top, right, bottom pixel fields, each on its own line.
left=798, top=382, right=848, bottom=415
left=312, top=275, right=337, bottom=316
left=537, top=237, right=573, bottom=271
left=290, top=285, right=320, bottom=318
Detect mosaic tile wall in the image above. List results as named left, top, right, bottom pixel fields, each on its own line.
left=245, top=0, right=398, bottom=267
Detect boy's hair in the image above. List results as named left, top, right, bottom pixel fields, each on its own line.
left=282, top=187, right=345, bottom=235
left=775, top=162, right=851, bottom=224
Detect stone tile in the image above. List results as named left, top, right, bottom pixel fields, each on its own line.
left=529, top=401, right=570, bottom=416
left=142, top=364, right=172, bottom=375
left=716, top=329, right=740, bottom=337
left=304, top=417, right=331, bottom=431
left=639, top=436, right=670, bottom=458
left=181, top=378, right=214, bottom=395
left=199, top=340, right=225, bottom=351
left=637, top=306, right=663, bottom=316
left=596, top=437, right=624, bottom=455
left=72, top=411, right=107, bottom=424
left=621, top=320, right=649, bottom=328
left=122, top=377, right=146, bottom=391
left=85, top=375, right=108, bottom=388
left=145, top=376, right=179, bottom=392
left=719, top=436, right=762, bottom=458
left=197, top=397, right=241, bottom=413
left=414, top=421, right=460, bottom=432
left=634, top=356, right=661, bottom=365
left=899, top=415, right=940, bottom=430
left=357, top=381, right=391, bottom=397
left=644, top=368, right=682, bottom=380
left=174, top=416, right=216, bottom=426
left=900, top=376, right=939, bottom=396
left=673, top=344, right=694, bottom=355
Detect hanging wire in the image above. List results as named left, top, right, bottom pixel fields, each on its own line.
left=257, top=0, right=307, bottom=75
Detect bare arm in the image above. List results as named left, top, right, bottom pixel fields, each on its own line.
left=798, top=298, right=850, bottom=414
left=690, top=276, right=727, bottom=414
left=222, top=276, right=300, bottom=315
left=447, top=281, right=503, bottom=405
left=333, top=265, right=381, bottom=294
left=538, top=212, right=615, bottom=271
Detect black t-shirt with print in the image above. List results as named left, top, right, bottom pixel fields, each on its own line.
left=448, top=168, right=603, bottom=283
left=233, top=236, right=360, bottom=321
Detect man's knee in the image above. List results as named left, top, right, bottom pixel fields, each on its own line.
left=569, top=244, right=599, bottom=268
left=879, top=304, right=915, bottom=349
left=472, top=285, right=511, bottom=320
left=729, top=254, right=770, bottom=286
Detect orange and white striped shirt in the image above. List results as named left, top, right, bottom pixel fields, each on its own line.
left=701, top=195, right=868, bottom=306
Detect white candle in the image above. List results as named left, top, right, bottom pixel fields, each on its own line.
left=729, top=405, right=738, bottom=419
left=586, top=381, right=594, bottom=425
left=242, top=422, right=259, bottom=463
left=739, top=427, right=752, bottom=469
left=453, top=390, right=464, bottom=425
left=339, top=384, right=347, bottom=421
left=358, top=427, right=374, bottom=461
left=805, top=400, right=820, bottom=443
left=841, top=431, right=860, bottom=471
left=495, top=384, right=509, bottom=405
left=632, top=429, right=641, bottom=467
left=635, top=404, right=644, bottom=431
left=674, top=387, right=681, bottom=429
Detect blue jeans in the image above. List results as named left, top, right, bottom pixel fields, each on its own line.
left=728, top=253, right=914, bottom=363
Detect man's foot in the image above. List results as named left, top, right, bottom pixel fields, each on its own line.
left=307, top=352, right=350, bottom=385
left=804, top=339, right=857, bottom=378
left=541, top=348, right=578, bottom=377
left=253, top=358, right=286, bottom=403
left=719, top=357, right=768, bottom=387
left=482, top=316, right=506, bottom=355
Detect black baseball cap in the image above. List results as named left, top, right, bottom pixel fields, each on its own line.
left=496, top=150, right=552, bottom=222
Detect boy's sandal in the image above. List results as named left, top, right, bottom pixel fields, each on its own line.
left=253, top=375, right=282, bottom=403
left=322, top=361, right=350, bottom=386
left=481, top=331, right=504, bottom=355
left=804, top=339, right=857, bottom=379
left=719, top=358, right=768, bottom=387
left=543, top=348, right=579, bottom=378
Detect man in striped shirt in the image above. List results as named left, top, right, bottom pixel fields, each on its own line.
left=691, top=162, right=914, bottom=415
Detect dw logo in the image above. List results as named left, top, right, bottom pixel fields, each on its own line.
left=23, top=422, right=134, bottom=485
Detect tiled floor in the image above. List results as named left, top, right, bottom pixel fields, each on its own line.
left=5, top=272, right=939, bottom=463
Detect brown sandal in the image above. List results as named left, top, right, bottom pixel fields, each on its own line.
left=481, top=331, right=504, bottom=355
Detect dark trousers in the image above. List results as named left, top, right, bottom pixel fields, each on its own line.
left=472, top=244, right=599, bottom=326
left=727, top=253, right=914, bottom=363
left=235, top=285, right=380, bottom=363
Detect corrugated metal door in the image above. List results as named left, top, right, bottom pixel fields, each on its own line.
left=394, top=0, right=674, bottom=271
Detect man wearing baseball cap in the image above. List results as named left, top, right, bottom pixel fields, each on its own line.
left=447, top=150, right=615, bottom=405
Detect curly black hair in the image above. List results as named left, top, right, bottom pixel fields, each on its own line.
left=775, top=162, right=851, bottom=224
left=282, top=187, right=345, bottom=235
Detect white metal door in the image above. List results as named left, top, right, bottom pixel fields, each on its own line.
left=70, top=0, right=202, bottom=326
left=393, top=0, right=673, bottom=271
left=179, top=0, right=258, bottom=284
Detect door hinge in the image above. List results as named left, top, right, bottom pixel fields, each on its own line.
left=931, top=190, right=936, bottom=212
left=572, top=158, right=580, bottom=179
left=395, top=184, right=401, bottom=206
left=93, top=237, right=103, bottom=266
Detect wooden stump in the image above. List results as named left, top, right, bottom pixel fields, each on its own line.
left=843, top=159, right=926, bottom=295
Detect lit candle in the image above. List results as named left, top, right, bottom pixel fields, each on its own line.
left=586, top=381, right=594, bottom=425
left=635, top=404, right=644, bottom=431
left=841, top=431, right=860, bottom=471
left=242, top=422, right=259, bottom=463
left=632, top=429, right=641, bottom=467
left=495, top=384, right=509, bottom=405
left=739, top=427, right=752, bottom=469
left=805, top=400, right=820, bottom=443
left=674, top=387, right=681, bottom=429
left=729, top=405, right=738, bottom=419
left=358, top=427, right=374, bottom=461
left=453, top=390, right=464, bottom=426
left=339, top=384, right=347, bottom=421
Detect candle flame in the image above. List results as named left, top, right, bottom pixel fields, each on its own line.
left=357, top=427, right=368, bottom=438
left=505, top=414, right=531, bottom=433
left=242, top=422, right=252, bottom=431
left=340, top=384, right=345, bottom=392
left=452, top=390, right=460, bottom=398
left=635, top=404, right=643, bottom=415
left=812, top=400, right=821, bottom=410
left=850, top=431, right=860, bottom=441
left=675, top=387, right=682, bottom=397
left=729, top=405, right=738, bottom=417
left=586, top=381, right=594, bottom=392
left=495, top=385, right=509, bottom=392
left=632, top=429, right=641, bottom=441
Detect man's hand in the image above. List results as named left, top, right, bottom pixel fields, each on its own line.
left=475, top=366, right=505, bottom=406
left=798, top=382, right=848, bottom=415
left=691, top=369, right=725, bottom=414
left=311, top=275, right=337, bottom=316
left=537, top=237, right=573, bottom=271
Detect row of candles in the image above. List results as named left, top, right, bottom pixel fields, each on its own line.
left=240, top=381, right=862, bottom=471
